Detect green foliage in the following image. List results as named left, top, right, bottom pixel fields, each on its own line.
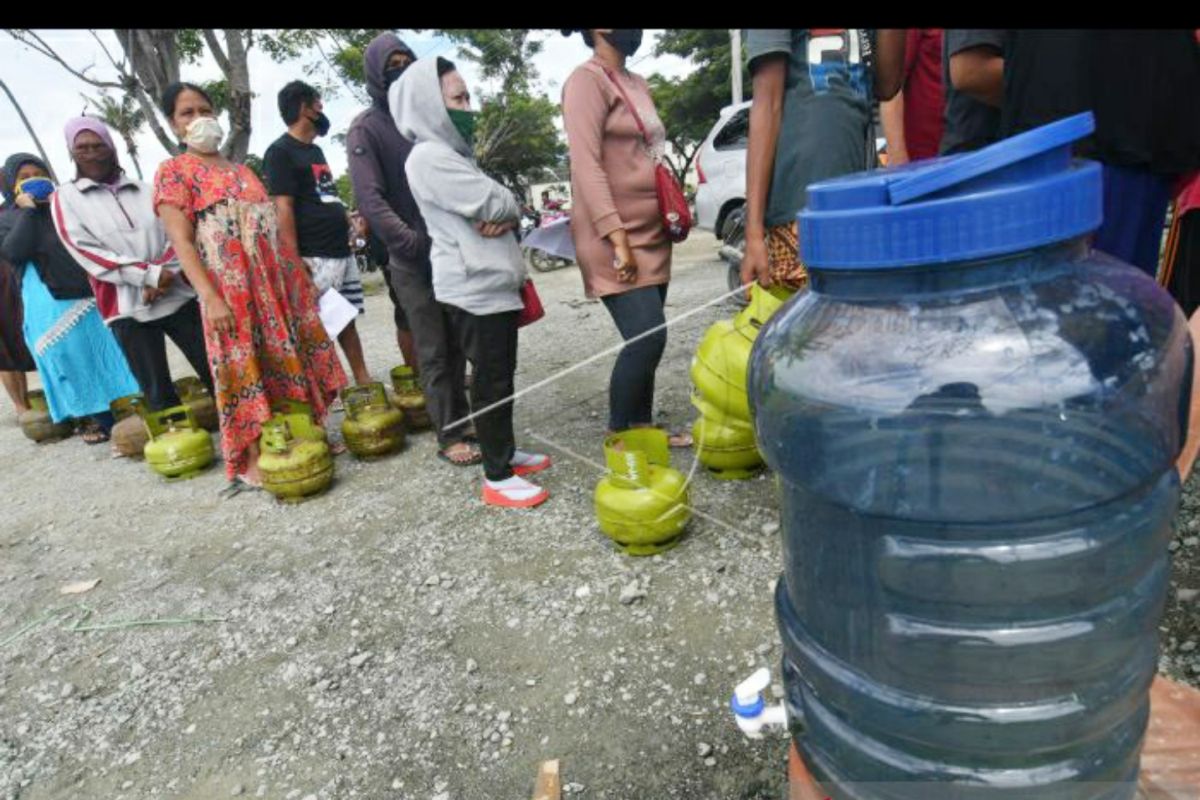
left=335, top=173, right=355, bottom=208
left=440, top=29, right=543, bottom=95
left=648, top=30, right=752, bottom=182
left=242, top=153, right=265, bottom=181
left=260, top=30, right=389, bottom=104
left=475, top=92, right=565, bottom=198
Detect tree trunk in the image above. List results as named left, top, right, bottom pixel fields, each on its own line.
left=0, top=79, right=58, bottom=181
left=212, top=30, right=252, bottom=163
left=122, top=136, right=144, bottom=180
left=116, top=30, right=183, bottom=157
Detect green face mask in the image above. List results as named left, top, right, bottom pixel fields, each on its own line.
left=447, top=108, right=478, bottom=148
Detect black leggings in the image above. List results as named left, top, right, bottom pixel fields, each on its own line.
left=445, top=306, right=519, bottom=482
left=600, top=283, right=668, bottom=432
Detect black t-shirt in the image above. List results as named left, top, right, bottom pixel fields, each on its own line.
left=263, top=134, right=350, bottom=258
left=1000, top=30, right=1200, bottom=175
left=940, top=30, right=1004, bottom=155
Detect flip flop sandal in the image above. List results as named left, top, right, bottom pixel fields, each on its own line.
left=219, top=477, right=263, bottom=499
left=667, top=431, right=693, bottom=449
left=438, top=443, right=482, bottom=467
left=81, top=428, right=110, bottom=445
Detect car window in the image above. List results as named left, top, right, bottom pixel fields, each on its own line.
left=713, top=109, right=749, bottom=151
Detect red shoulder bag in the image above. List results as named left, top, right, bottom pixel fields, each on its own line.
left=600, top=66, right=692, bottom=243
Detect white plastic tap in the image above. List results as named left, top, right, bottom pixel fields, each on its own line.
left=731, top=667, right=789, bottom=739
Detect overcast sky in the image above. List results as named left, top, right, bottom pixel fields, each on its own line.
left=0, top=29, right=697, bottom=183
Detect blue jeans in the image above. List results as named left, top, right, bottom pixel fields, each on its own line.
left=600, top=284, right=668, bottom=431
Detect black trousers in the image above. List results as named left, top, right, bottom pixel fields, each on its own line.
left=600, top=283, right=669, bottom=431
left=109, top=299, right=213, bottom=412
left=387, top=259, right=471, bottom=447
left=445, top=305, right=519, bottom=482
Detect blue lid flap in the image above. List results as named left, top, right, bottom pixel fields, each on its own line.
left=886, top=112, right=1095, bottom=206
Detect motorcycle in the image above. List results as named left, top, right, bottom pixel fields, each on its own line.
left=520, top=206, right=576, bottom=273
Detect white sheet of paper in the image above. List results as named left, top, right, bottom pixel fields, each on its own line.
left=319, top=288, right=358, bottom=340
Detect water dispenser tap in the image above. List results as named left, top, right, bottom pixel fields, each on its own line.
left=731, top=668, right=788, bottom=740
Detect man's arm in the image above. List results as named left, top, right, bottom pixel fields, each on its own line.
left=946, top=30, right=1005, bottom=108
left=880, top=90, right=908, bottom=167
left=873, top=29, right=906, bottom=101
left=346, top=125, right=427, bottom=263
left=272, top=195, right=302, bottom=264
left=739, top=51, right=787, bottom=289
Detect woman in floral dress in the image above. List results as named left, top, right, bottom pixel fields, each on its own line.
left=153, top=82, right=346, bottom=491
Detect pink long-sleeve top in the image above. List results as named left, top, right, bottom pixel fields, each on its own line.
left=562, top=57, right=672, bottom=299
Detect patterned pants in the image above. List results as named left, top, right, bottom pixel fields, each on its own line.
left=766, top=221, right=809, bottom=290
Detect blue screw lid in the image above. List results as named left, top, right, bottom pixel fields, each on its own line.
left=730, top=691, right=765, bottom=719
left=799, top=112, right=1103, bottom=269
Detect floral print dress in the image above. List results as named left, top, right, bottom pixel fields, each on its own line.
left=153, top=153, right=346, bottom=479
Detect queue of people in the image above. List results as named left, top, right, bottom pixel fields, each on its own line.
left=2, top=28, right=1197, bottom=509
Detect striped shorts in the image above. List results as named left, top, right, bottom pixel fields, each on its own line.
left=303, top=255, right=365, bottom=314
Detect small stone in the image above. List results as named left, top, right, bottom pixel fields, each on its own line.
left=349, top=651, right=374, bottom=669
left=230, top=785, right=245, bottom=797
left=425, top=575, right=441, bottom=586
left=129, top=662, right=147, bottom=679
left=1178, top=588, right=1199, bottom=603
left=497, top=711, right=512, bottom=723
left=321, top=605, right=335, bottom=616
left=574, top=585, right=591, bottom=599
left=432, top=793, right=450, bottom=800
left=564, top=692, right=578, bottom=706
left=619, top=581, right=645, bottom=605
left=59, top=682, right=75, bottom=698
left=285, top=637, right=298, bottom=648
left=564, top=782, right=586, bottom=794
left=391, top=779, right=402, bottom=790
left=704, top=757, right=717, bottom=767
left=502, top=737, right=513, bottom=748
left=1181, top=641, right=1197, bottom=653
left=761, top=521, right=780, bottom=535
left=1184, top=537, right=1199, bottom=548
left=430, top=603, right=442, bottom=617
left=123, top=751, right=141, bottom=766
left=466, top=659, right=478, bottom=675
left=693, top=673, right=706, bottom=686
left=525, top=679, right=537, bottom=687
left=697, top=742, right=713, bottom=757
left=185, top=723, right=197, bottom=735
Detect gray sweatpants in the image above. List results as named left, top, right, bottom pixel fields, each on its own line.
left=386, top=258, right=471, bottom=447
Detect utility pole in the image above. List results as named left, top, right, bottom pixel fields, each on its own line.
left=0, top=79, right=58, bottom=182
left=730, top=29, right=743, bottom=105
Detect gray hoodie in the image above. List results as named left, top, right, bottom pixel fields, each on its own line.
left=391, top=57, right=525, bottom=317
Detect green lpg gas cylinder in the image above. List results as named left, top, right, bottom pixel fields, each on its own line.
left=269, top=399, right=327, bottom=442
left=110, top=393, right=149, bottom=459
left=258, top=416, right=334, bottom=502
left=594, top=428, right=691, bottom=556
left=389, top=365, right=431, bottom=430
left=143, top=405, right=214, bottom=480
left=19, top=389, right=73, bottom=443
left=341, top=382, right=405, bottom=459
left=174, top=376, right=218, bottom=432
left=690, top=393, right=763, bottom=480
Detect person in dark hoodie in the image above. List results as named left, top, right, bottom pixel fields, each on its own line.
left=0, top=152, right=138, bottom=442
left=393, top=57, right=552, bottom=509
left=347, top=32, right=479, bottom=467
left=0, top=167, right=37, bottom=417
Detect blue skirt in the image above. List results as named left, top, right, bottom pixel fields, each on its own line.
left=20, top=264, right=138, bottom=422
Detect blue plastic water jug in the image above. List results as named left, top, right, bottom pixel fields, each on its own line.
left=748, top=113, right=1193, bottom=800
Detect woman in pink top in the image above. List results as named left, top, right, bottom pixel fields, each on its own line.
left=561, top=29, right=690, bottom=447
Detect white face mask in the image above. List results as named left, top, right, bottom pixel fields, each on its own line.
left=184, top=116, right=224, bottom=154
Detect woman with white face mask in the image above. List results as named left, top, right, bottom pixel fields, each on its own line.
left=153, top=82, right=347, bottom=495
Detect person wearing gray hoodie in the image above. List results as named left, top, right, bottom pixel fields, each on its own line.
left=346, top=33, right=477, bottom=467
left=392, top=57, right=551, bottom=509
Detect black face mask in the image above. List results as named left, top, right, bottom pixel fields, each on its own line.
left=602, top=29, right=643, bottom=58
left=310, top=111, right=331, bottom=138
left=383, top=64, right=409, bottom=89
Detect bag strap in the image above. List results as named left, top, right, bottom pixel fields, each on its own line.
left=599, top=65, right=651, bottom=147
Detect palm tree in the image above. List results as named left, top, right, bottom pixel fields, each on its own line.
left=83, top=91, right=146, bottom=179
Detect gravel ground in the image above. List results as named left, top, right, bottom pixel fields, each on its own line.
left=1, top=236, right=1197, bottom=800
